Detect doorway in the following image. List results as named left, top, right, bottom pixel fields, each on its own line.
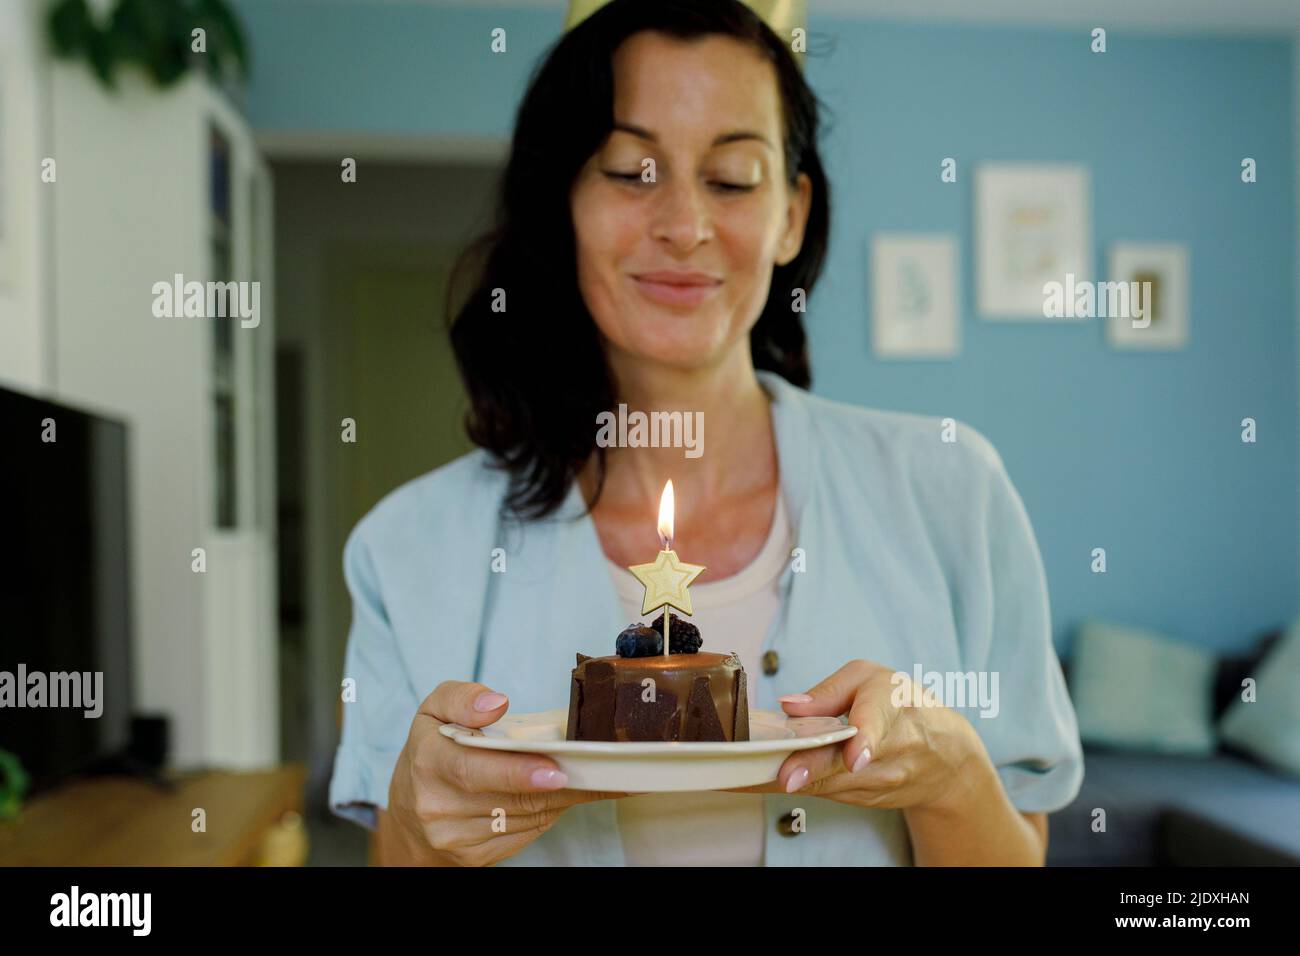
left=270, top=158, right=498, bottom=859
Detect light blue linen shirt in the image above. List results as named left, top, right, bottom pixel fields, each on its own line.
left=329, top=370, right=1084, bottom=865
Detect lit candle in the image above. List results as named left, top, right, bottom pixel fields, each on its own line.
left=657, top=478, right=675, bottom=551
left=629, top=480, right=706, bottom=659
left=658, top=480, right=675, bottom=654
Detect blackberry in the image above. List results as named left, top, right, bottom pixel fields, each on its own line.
left=648, top=611, right=702, bottom=654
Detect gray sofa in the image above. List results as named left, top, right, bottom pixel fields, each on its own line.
left=1047, top=625, right=1300, bottom=866
left=1047, top=747, right=1300, bottom=865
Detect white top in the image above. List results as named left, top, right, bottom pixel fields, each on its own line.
left=605, top=491, right=792, bottom=866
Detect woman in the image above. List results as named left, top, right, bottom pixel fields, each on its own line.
left=329, top=0, right=1083, bottom=866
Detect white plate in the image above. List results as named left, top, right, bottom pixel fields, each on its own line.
left=438, top=709, right=857, bottom=792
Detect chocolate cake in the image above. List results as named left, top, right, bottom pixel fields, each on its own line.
left=565, top=614, right=749, bottom=742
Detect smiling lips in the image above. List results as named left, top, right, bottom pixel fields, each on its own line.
left=631, top=270, right=723, bottom=308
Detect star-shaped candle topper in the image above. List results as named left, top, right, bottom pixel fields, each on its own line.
left=627, top=481, right=706, bottom=651
left=628, top=548, right=706, bottom=617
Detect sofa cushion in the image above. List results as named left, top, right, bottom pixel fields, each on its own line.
left=1214, top=627, right=1283, bottom=720
left=1219, top=619, right=1300, bottom=777
left=1068, top=619, right=1216, bottom=756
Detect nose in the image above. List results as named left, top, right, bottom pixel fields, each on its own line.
left=649, top=176, right=714, bottom=251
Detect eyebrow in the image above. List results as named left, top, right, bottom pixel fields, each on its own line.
left=611, top=120, right=773, bottom=150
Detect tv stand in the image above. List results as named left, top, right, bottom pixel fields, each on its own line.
left=0, top=765, right=306, bottom=866
left=75, top=752, right=179, bottom=792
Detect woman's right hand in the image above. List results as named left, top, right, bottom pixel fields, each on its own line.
left=381, top=680, right=624, bottom=866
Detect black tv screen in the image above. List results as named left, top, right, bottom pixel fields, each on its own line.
left=0, top=386, right=133, bottom=792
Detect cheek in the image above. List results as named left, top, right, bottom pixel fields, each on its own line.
left=573, top=191, right=637, bottom=293
left=721, top=197, right=786, bottom=273
left=717, top=207, right=782, bottom=313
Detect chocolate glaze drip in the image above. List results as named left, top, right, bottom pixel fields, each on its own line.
left=565, top=651, right=750, bottom=742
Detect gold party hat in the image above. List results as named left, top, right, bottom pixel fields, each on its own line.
left=564, top=0, right=807, bottom=66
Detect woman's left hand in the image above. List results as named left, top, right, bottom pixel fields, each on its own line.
left=728, top=659, right=988, bottom=812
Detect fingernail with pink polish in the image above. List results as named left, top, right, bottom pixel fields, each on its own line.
left=531, top=768, right=568, bottom=789
left=475, top=692, right=508, bottom=711
left=779, top=693, right=814, bottom=704
left=785, top=766, right=810, bottom=793
left=851, top=748, right=872, bottom=773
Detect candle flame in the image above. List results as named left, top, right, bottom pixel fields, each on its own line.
left=657, top=480, right=674, bottom=550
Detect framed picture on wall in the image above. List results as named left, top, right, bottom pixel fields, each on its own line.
left=975, top=163, right=1091, bottom=319
left=1106, top=242, right=1189, bottom=350
left=869, top=233, right=959, bottom=358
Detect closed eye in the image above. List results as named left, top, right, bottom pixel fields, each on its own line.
left=602, top=171, right=755, bottom=193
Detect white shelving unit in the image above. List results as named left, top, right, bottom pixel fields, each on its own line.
left=49, top=62, right=277, bottom=768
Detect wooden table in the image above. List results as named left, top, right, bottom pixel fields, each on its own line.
left=0, top=765, right=307, bottom=866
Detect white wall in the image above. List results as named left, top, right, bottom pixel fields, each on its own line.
left=50, top=63, right=211, bottom=766
left=0, top=7, right=280, bottom=766
left=50, top=63, right=279, bottom=769
left=0, top=0, right=51, bottom=393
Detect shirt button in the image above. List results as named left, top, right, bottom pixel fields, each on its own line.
left=776, top=812, right=800, bottom=837
left=762, top=650, right=780, bottom=676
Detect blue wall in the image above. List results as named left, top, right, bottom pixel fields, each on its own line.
left=231, top=2, right=558, bottom=136
left=233, top=2, right=1298, bottom=654
left=804, top=22, right=1298, bottom=655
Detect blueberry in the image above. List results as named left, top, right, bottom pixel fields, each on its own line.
left=616, top=624, right=662, bottom=658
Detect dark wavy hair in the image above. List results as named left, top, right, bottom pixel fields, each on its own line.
left=449, top=0, right=832, bottom=520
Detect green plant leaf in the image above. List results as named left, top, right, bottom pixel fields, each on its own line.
left=45, top=0, right=252, bottom=91
left=47, top=0, right=95, bottom=57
